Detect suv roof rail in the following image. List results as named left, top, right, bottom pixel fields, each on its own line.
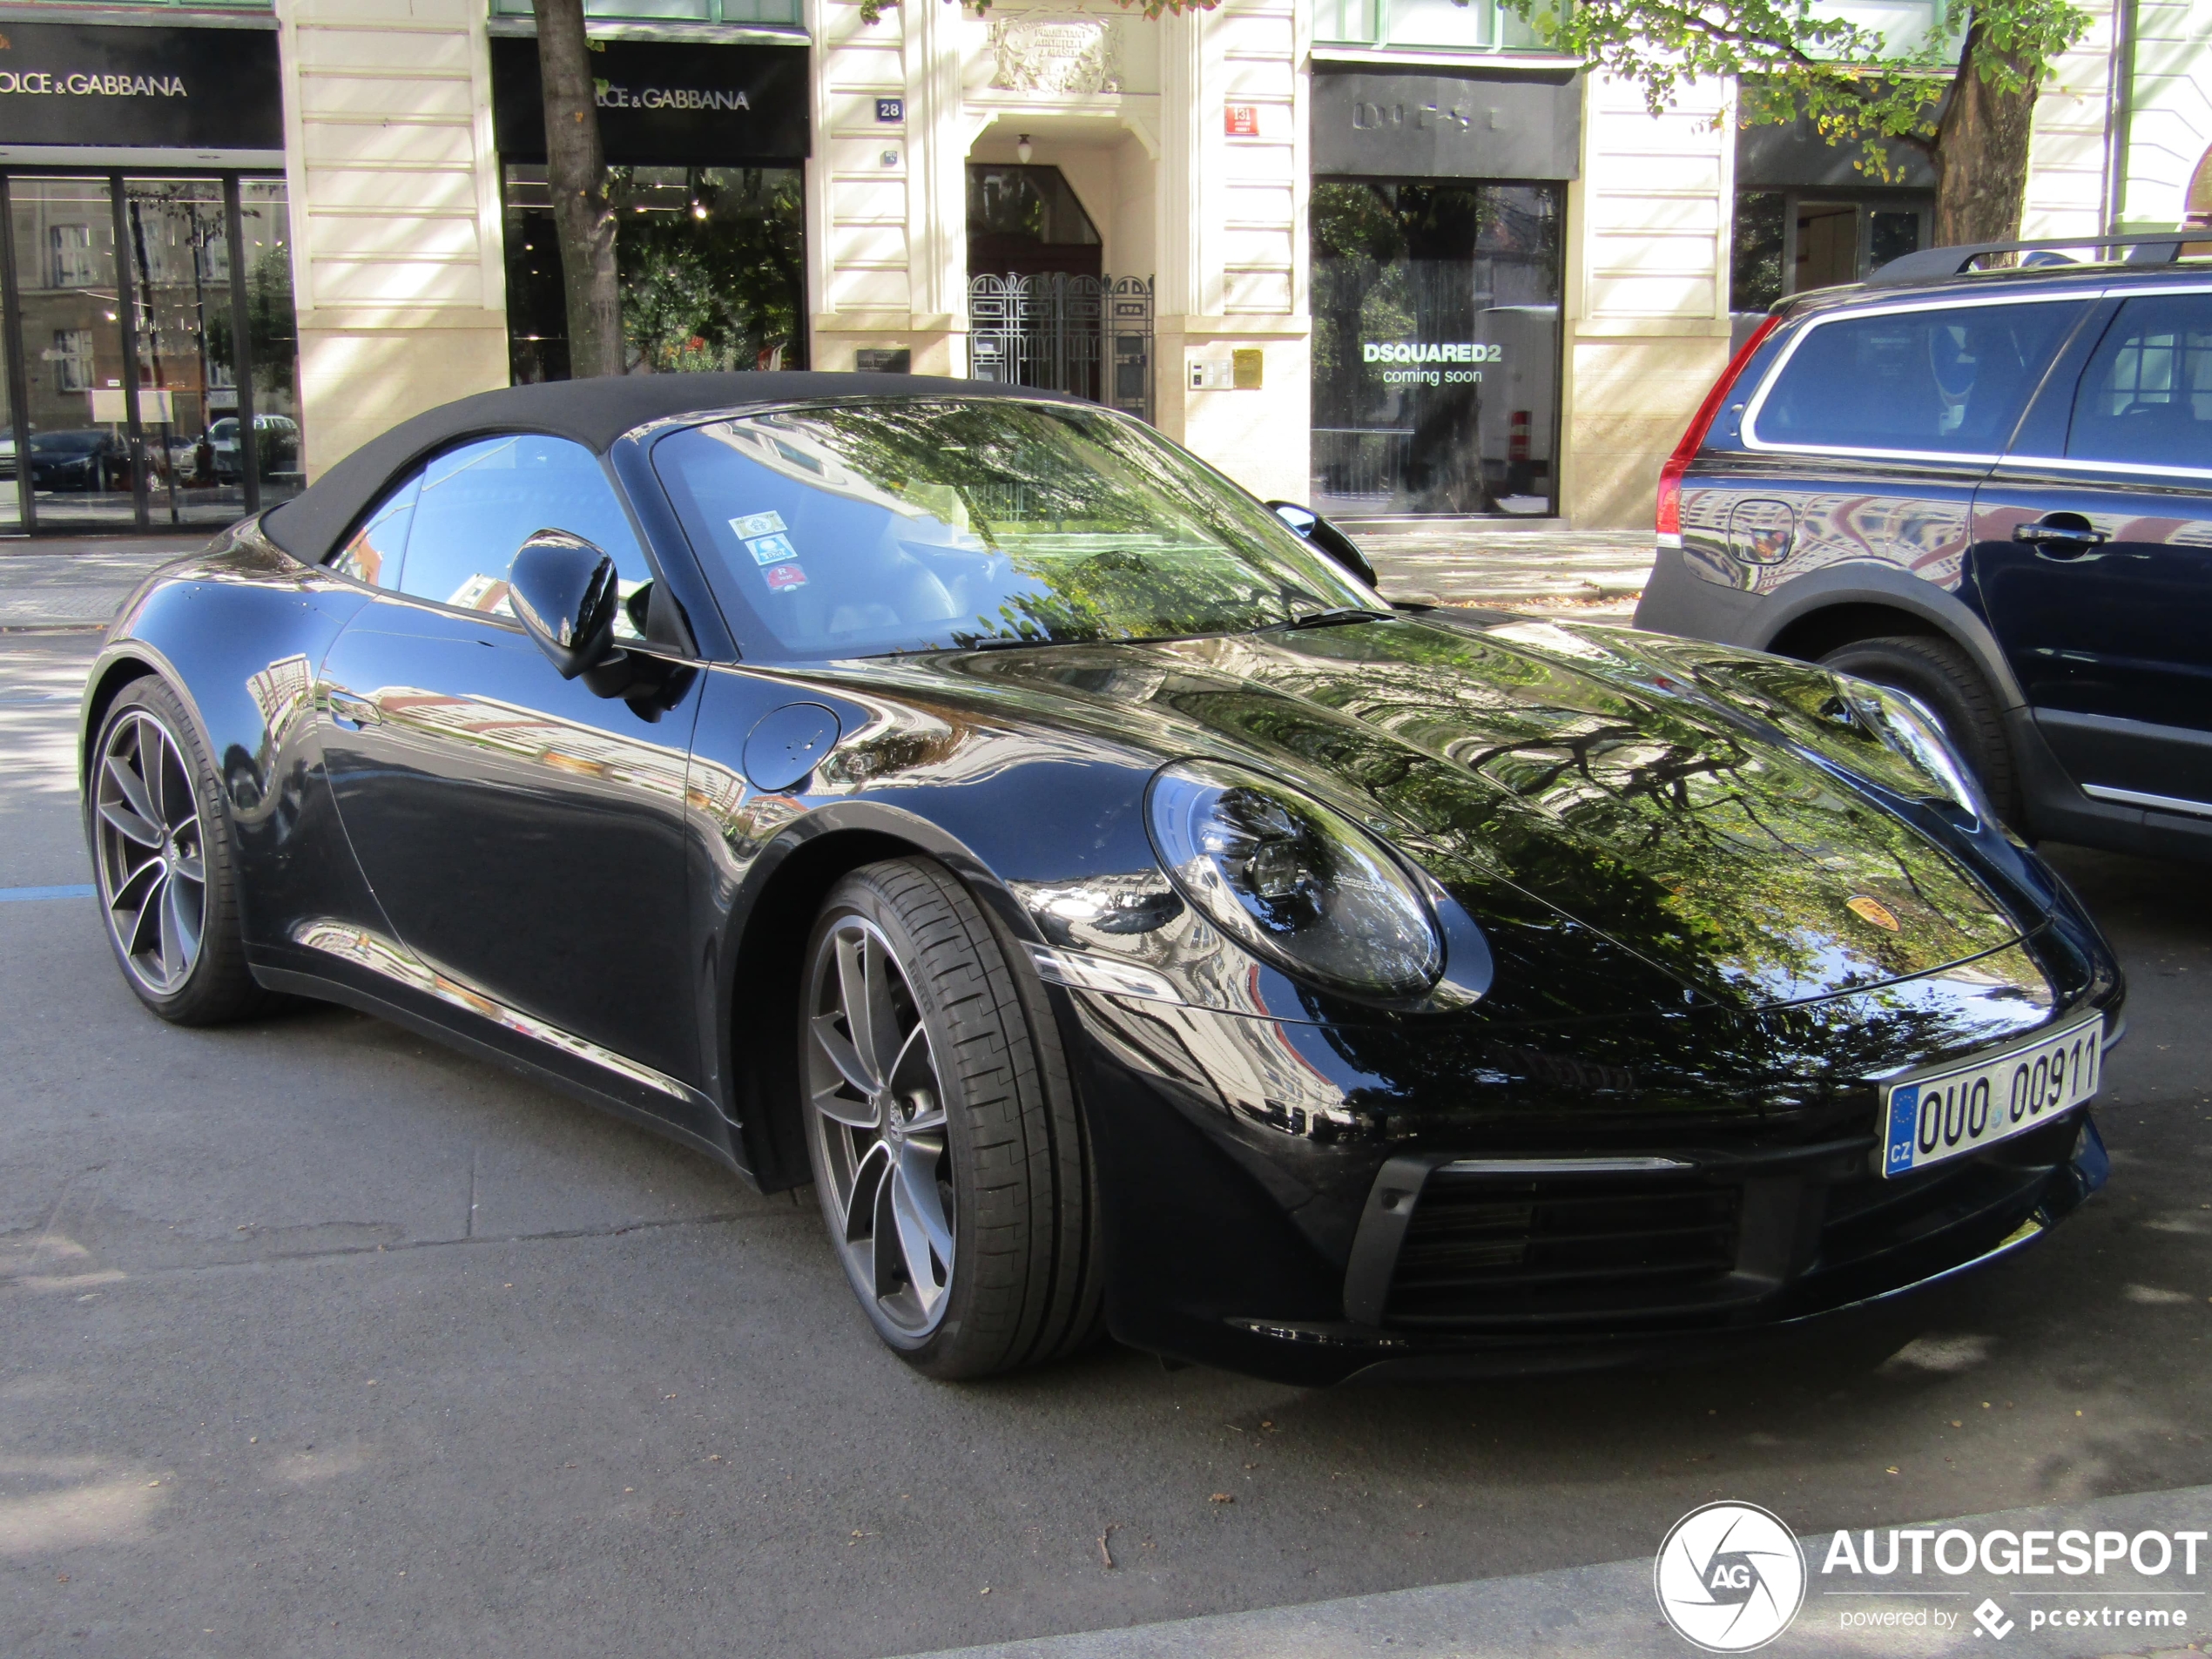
left=1867, top=232, right=2200, bottom=285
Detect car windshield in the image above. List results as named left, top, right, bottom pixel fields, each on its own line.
left=652, top=397, right=1379, bottom=660
left=32, top=431, right=104, bottom=453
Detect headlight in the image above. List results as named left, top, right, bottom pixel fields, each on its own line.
left=1845, top=682, right=1989, bottom=820
left=1145, top=759, right=1442, bottom=997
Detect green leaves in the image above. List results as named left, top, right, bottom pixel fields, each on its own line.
left=1493, top=0, right=2088, bottom=177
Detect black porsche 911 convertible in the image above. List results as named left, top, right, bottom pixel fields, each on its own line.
left=80, top=373, right=2121, bottom=1385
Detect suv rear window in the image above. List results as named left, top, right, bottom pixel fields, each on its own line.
left=2067, top=292, right=2212, bottom=471
left=1751, top=300, right=2080, bottom=456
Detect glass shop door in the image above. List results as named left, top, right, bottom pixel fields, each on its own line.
left=0, top=172, right=299, bottom=534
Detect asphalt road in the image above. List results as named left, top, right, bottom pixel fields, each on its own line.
left=5, top=629, right=2212, bottom=1659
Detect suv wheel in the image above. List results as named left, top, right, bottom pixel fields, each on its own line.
left=1818, top=635, right=2022, bottom=826
left=799, top=857, right=1104, bottom=1379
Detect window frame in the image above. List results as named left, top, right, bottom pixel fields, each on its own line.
left=1739, top=289, right=2094, bottom=466
left=1987, top=281, right=2212, bottom=482
left=320, top=428, right=671, bottom=637
left=2051, top=286, right=2212, bottom=480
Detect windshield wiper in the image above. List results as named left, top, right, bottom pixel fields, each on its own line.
left=1264, top=606, right=1393, bottom=632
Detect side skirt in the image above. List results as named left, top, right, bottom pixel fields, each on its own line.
left=251, top=959, right=759, bottom=1188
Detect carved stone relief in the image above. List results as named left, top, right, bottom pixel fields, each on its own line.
left=987, top=17, right=1123, bottom=95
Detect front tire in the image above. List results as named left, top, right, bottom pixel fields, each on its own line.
left=799, top=857, right=1103, bottom=1379
left=87, top=678, right=268, bottom=1024
left=1819, top=634, right=2023, bottom=826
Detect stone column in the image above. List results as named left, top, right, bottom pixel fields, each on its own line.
left=1561, top=71, right=1735, bottom=529
left=278, top=0, right=511, bottom=480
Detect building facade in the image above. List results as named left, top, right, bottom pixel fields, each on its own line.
left=0, top=0, right=2199, bottom=538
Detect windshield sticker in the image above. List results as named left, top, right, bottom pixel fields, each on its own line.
left=745, top=531, right=799, bottom=566
left=730, top=510, right=787, bottom=539
left=763, top=563, right=807, bottom=592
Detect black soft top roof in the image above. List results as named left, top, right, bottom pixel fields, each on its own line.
left=260, top=371, right=1080, bottom=567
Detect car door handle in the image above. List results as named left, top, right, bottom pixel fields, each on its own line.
left=2013, top=518, right=2109, bottom=559
left=327, top=690, right=381, bottom=729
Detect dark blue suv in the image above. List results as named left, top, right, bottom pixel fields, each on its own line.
left=1635, top=236, right=2212, bottom=860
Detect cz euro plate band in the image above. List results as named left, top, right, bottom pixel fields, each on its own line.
left=1882, top=1011, right=2104, bottom=1178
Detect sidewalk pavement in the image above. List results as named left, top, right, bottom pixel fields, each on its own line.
left=895, top=1483, right=2212, bottom=1659
left=0, top=533, right=209, bottom=631
left=1351, top=523, right=1657, bottom=619
left=0, top=524, right=1662, bottom=632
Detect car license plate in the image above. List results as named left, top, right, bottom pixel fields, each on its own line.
left=1881, top=1011, right=2104, bottom=1178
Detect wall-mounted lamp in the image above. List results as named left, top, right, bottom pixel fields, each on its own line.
left=1015, top=133, right=1033, bottom=165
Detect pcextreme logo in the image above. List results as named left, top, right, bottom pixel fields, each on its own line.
left=1655, top=1502, right=1808, bottom=1652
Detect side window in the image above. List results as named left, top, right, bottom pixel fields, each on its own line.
left=2067, top=293, right=2212, bottom=471
left=396, top=434, right=654, bottom=636
left=331, top=474, right=419, bottom=588
left=1752, top=301, right=2080, bottom=455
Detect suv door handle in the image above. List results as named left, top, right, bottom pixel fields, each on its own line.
left=2013, top=515, right=2109, bottom=559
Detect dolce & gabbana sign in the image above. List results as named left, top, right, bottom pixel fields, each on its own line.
left=0, top=23, right=282, bottom=155
left=492, top=37, right=809, bottom=166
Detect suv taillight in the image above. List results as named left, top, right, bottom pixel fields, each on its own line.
left=1656, top=314, right=1782, bottom=543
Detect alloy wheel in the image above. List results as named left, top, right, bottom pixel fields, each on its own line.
left=804, top=914, right=954, bottom=1338
left=92, top=707, right=208, bottom=997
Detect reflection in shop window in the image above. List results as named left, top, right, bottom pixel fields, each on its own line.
left=1732, top=192, right=1785, bottom=314
left=49, top=223, right=95, bottom=288
left=1310, top=179, right=1563, bottom=517
left=52, top=328, right=91, bottom=394
left=502, top=164, right=806, bottom=381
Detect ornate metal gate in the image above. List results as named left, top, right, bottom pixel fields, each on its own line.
left=968, top=273, right=1154, bottom=424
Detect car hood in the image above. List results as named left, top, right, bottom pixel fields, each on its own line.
left=840, top=613, right=2031, bottom=1015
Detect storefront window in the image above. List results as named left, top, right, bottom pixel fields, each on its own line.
left=489, top=0, right=799, bottom=21
left=233, top=179, right=302, bottom=501
left=1315, top=0, right=1543, bottom=51
left=2, top=173, right=297, bottom=532
left=1730, top=191, right=1930, bottom=314
left=503, top=165, right=806, bottom=381
left=1310, top=179, right=1562, bottom=517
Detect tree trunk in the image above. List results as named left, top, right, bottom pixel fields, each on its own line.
left=1931, top=20, right=2044, bottom=246
left=534, top=0, right=623, bottom=377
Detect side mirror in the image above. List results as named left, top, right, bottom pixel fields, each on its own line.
left=1265, top=501, right=1379, bottom=589
left=510, top=529, right=621, bottom=680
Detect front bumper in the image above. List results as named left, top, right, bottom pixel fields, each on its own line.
left=1061, top=969, right=2121, bottom=1388
left=1278, top=1109, right=2104, bottom=1383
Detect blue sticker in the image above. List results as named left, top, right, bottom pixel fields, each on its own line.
left=730, top=510, right=786, bottom=540
left=1885, top=1083, right=1920, bottom=1173
left=745, top=532, right=799, bottom=566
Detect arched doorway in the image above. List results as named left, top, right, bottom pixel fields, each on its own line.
left=966, top=162, right=1151, bottom=421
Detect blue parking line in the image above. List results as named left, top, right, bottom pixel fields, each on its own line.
left=0, top=884, right=95, bottom=902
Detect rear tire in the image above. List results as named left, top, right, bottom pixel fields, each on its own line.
left=86, top=678, right=271, bottom=1025
left=1818, top=634, right=2023, bottom=826
left=799, top=857, right=1105, bottom=1379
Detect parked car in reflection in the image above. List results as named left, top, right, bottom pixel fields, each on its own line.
left=81, top=374, right=2123, bottom=1386
left=209, top=414, right=300, bottom=484
left=30, top=428, right=131, bottom=492
left=1636, top=233, right=2212, bottom=864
